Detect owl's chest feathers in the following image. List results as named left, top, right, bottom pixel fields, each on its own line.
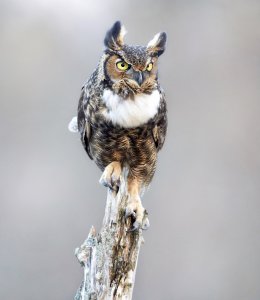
left=101, top=89, right=160, bottom=128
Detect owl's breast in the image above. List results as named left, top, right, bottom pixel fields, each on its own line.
left=101, top=89, right=160, bottom=128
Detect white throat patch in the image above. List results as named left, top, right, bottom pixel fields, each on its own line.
left=102, top=89, right=160, bottom=128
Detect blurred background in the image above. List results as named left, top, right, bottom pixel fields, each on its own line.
left=1, top=0, right=260, bottom=299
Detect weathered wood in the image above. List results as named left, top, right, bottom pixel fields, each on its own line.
left=74, top=169, right=146, bottom=300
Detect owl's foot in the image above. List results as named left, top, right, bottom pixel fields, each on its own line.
left=99, top=161, right=122, bottom=191
left=125, top=196, right=150, bottom=231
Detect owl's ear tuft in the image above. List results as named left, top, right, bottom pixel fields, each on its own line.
left=104, top=21, right=127, bottom=51
left=147, top=32, right=167, bottom=56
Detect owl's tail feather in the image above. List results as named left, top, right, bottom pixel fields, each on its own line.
left=68, top=116, right=78, bottom=133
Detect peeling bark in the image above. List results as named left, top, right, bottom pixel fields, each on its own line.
left=74, top=169, right=144, bottom=300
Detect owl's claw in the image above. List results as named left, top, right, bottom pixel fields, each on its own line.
left=124, top=206, right=135, bottom=218
left=127, top=220, right=142, bottom=232
left=100, top=178, right=119, bottom=191
left=141, top=210, right=150, bottom=230
left=125, top=198, right=149, bottom=232
left=99, top=162, right=121, bottom=191
left=127, top=215, right=150, bottom=232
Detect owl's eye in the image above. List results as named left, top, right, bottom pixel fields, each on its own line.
left=146, top=62, right=153, bottom=71
left=116, top=60, right=130, bottom=71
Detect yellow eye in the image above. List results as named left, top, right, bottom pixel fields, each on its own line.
left=116, top=60, right=130, bottom=71
left=146, top=62, right=153, bottom=71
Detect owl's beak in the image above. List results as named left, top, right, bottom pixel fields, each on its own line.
left=133, top=71, right=144, bottom=86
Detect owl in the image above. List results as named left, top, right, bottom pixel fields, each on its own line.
left=74, top=21, right=167, bottom=231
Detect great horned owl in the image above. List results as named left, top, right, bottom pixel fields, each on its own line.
left=72, top=21, right=167, bottom=230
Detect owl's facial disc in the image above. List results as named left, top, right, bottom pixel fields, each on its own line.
left=105, top=54, right=158, bottom=98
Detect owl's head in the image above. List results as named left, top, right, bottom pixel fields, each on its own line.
left=101, top=21, right=167, bottom=98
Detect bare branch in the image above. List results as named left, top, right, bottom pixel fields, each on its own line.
left=74, top=168, right=144, bottom=300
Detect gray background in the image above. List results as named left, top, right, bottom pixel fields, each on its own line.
left=1, top=0, right=260, bottom=299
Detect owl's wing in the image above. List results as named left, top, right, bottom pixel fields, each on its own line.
left=152, top=87, right=167, bottom=151
left=77, top=86, right=93, bottom=160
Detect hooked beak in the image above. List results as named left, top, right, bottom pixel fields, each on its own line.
left=133, top=71, right=144, bottom=86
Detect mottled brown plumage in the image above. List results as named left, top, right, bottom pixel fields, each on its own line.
left=77, top=21, right=167, bottom=230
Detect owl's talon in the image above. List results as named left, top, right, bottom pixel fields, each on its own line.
left=142, top=211, right=150, bottom=230
left=125, top=197, right=148, bottom=232
left=125, top=207, right=136, bottom=219
left=127, top=220, right=142, bottom=232
left=99, top=178, right=110, bottom=189
left=99, top=162, right=121, bottom=191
